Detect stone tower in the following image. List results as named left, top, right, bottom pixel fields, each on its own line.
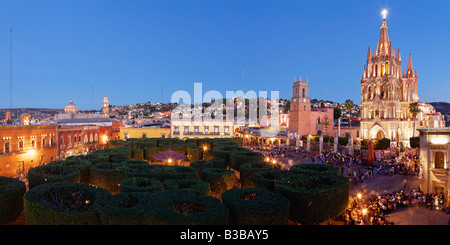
left=288, top=77, right=311, bottom=140
left=102, top=96, right=109, bottom=118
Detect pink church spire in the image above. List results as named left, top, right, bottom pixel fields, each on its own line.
left=375, top=16, right=390, bottom=57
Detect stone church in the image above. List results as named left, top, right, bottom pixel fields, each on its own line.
left=359, top=13, right=444, bottom=147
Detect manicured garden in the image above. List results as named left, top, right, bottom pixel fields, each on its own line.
left=2, top=137, right=349, bottom=225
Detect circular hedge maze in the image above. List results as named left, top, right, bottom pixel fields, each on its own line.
left=11, top=137, right=349, bottom=225
left=222, top=187, right=290, bottom=225
left=23, top=182, right=111, bottom=225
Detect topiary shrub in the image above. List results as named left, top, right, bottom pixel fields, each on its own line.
left=164, top=179, right=211, bottom=196
left=143, top=147, right=159, bottom=161
left=290, top=163, right=341, bottom=176
left=0, top=177, right=26, bottom=224
left=222, top=188, right=290, bottom=225
left=190, top=160, right=213, bottom=179
left=109, top=156, right=130, bottom=163
left=119, top=177, right=164, bottom=193
left=207, top=158, right=227, bottom=169
left=159, top=142, right=194, bottom=155
left=118, top=164, right=199, bottom=182
left=23, top=182, right=111, bottom=225
left=152, top=165, right=199, bottom=181
left=274, top=172, right=349, bottom=225
left=81, top=152, right=110, bottom=164
left=48, top=158, right=93, bottom=184
left=89, top=162, right=128, bottom=194
left=121, top=160, right=149, bottom=165
left=187, top=146, right=203, bottom=161
left=229, top=151, right=265, bottom=171
left=202, top=168, right=235, bottom=196
left=252, top=169, right=290, bottom=192
left=105, top=147, right=133, bottom=159
left=144, top=190, right=229, bottom=225
left=28, top=165, right=80, bottom=189
left=130, top=148, right=144, bottom=160
left=99, top=192, right=158, bottom=225
left=209, top=145, right=250, bottom=166
left=240, top=162, right=281, bottom=188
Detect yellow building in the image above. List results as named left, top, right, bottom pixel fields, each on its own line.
left=120, top=126, right=170, bottom=139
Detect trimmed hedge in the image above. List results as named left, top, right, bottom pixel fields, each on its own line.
left=164, top=179, right=211, bottom=196
left=252, top=169, right=290, bottom=192
left=144, top=190, right=229, bottom=225
left=130, top=148, right=144, bottom=160
left=99, top=192, right=158, bottom=225
left=80, top=152, right=110, bottom=164
left=28, top=165, right=81, bottom=189
left=121, top=160, right=149, bottom=165
left=229, top=151, right=265, bottom=171
left=207, top=158, right=227, bottom=169
left=187, top=146, right=203, bottom=161
left=0, top=177, right=26, bottom=224
left=119, top=177, right=164, bottom=193
left=89, top=162, right=128, bottom=194
left=158, top=142, right=194, bottom=155
left=189, top=160, right=213, bottom=179
left=143, top=147, right=159, bottom=161
left=239, top=162, right=281, bottom=188
left=48, top=159, right=93, bottom=184
left=222, top=188, right=290, bottom=225
left=290, top=163, right=341, bottom=176
left=274, top=172, right=349, bottom=225
left=202, top=168, right=236, bottom=195
left=209, top=145, right=251, bottom=167
left=23, top=182, right=111, bottom=225
left=118, top=164, right=199, bottom=182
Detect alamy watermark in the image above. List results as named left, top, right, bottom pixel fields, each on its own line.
left=170, top=83, right=281, bottom=136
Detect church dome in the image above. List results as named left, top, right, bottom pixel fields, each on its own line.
left=64, top=99, right=78, bottom=114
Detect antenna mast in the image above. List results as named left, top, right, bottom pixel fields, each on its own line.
left=10, top=25, right=12, bottom=109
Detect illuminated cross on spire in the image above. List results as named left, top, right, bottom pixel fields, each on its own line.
left=382, top=9, right=388, bottom=20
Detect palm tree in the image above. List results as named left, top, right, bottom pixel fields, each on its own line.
left=344, top=99, right=354, bottom=131
left=409, top=102, right=421, bottom=137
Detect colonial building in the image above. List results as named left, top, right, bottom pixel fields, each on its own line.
left=359, top=13, right=445, bottom=147
left=171, top=117, right=236, bottom=140
left=121, top=126, right=170, bottom=140
left=418, top=128, right=450, bottom=205
left=58, top=125, right=101, bottom=159
left=0, top=125, right=58, bottom=177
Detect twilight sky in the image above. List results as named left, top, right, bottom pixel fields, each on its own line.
left=0, top=0, right=449, bottom=110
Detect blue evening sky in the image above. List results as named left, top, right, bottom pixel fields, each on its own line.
left=0, top=0, right=449, bottom=110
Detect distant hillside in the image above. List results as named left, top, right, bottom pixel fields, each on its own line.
left=429, top=102, right=450, bottom=116
left=0, top=108, right=64, bottom=121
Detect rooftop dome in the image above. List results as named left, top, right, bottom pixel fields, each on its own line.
left=64, top=99, right=78, bottom=114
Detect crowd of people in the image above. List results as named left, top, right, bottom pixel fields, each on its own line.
left=242, top=139, right=447, bottom=225
left=343, top=187, right=446, bottom=225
